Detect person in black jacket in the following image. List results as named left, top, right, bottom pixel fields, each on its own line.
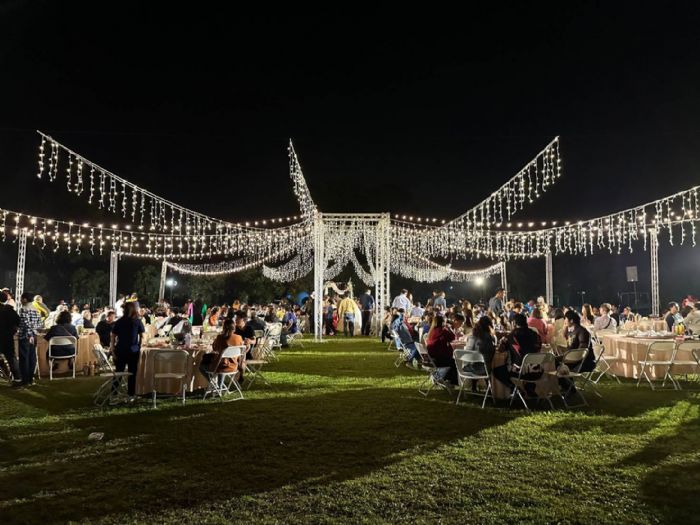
left=0, top=290, right=21, bottom=385
left=492, top=313, right=542, bottom=394
left=44, top=310, right=78, bottom=370
left=95, top=310, right=116, bottom=349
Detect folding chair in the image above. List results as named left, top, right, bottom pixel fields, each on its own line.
left=151, top=349, right=189, bottom=408
left=48, top=336, right=78, bottom=380
left=92, top=344, right=131, bottom=407
left=509, top=352, right=556, bottom=410
left=202, top=345, right=245, bottom=402
left=287, top=332, right=304, bottom=348
left=266, top=323, right=282, bottom=353
left=454, top=349, right=494, bottom=408
left=668, top=342, right=700, bottom=390
left=386, top=330, right=397, bottom=351
left=589, top=336, right=621, bottom=384
left=393, top=333, right=412, bottom=367
left=551, top=348, right=591, bottom=409
left=243, top=353, right=270, bottom=390
left=416, top=342, right=453, bottom=397
left=636, top=341, right=676, bottom=390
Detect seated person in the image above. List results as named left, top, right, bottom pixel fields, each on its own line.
left=558, top=310, right=595, bottom=393
left=665, top=302, right=683, bottom=331
left=199, top=319, right=243, bottom=381
left=234, top=311, right=256, bottom=358
left=463, top=316, right=496, bottom=390
left=527, top=307, right=548, bottom=341
left=391, top=311, right=420, bottom=366
left=81, top=309, right=94, bottom=329
left=427, top=314, right=458, bottom=384
left=95, top=310, right=116, bottom=349
left=246, top=308, right=266, bottom=332
left=492, top=313, right=542, bottom=394
left=44, top=310, right=78, bottom=369
left=593, top=303, right=618, bottom=332
left=207, top=307, right=220, bottom=327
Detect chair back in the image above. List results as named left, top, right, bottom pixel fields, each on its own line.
left=562, top=347, right=589, bottom=373
left=221, top=345, right=244, bottom=359
left=48, top=336, right=77, bottom=357
left=674, top=341, right=700, bottom=364
left=454, top=349, right=489, bottom=378
left=254, top=330, right=264, bottom=339
left=92, top=344, right=114, bottom=373
left=515, top=351, right=555, bottom=380
left=645, top=341, right=675, bottom=360
left=415, top=342, right=434, bottom=367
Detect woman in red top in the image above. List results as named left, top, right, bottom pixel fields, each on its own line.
left=527, top=307, right=548, bottom=341
left=426, top=315, right=458, bottom=385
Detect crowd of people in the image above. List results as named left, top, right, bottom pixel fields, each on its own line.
left=0, top=286, right=307, bottom=397
left=2, top=281, right=699, bottom=404
left=382, top=287, right=700, bottom=399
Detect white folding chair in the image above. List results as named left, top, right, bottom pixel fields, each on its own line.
left=92, top=344, right=131, bottom=407
left=416, top=342, right=452, bottom=397
left=48, top=336, right=78, bottom=380
left=590, top=336, right=621, bottom=384
left=243, top=353, right=270, bottom=390
left=203, top=345, right=245, bottom=402
left=637, top=341, right=676, bottom=390
left=551, top=348, right=591, bottom=409
left=393, top=332, right=412, bottom=367
left=151, top=349, right=189, bottom=408
left=386, top=330, right=397, bottom=351
left=266, top=323, right=282, bottom=352
left=287, top=332, right=304, bottom=348
left=668, top=342, right=700, bottom=390
left=454, top=349, right=494, bottom=408
left=509, top=352, right=556, bottom=411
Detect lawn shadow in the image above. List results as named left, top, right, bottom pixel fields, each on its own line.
left=0, top=385, right=510, bottom=524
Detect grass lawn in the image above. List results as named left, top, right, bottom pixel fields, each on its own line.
left=1, top=337, right=699, bottom=524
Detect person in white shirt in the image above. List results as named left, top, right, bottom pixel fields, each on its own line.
left=392, top=289, right=412, bottom=312
left=114, top=294, right=125, bottom=318
left=410, top=303, right=425, bottom=318
left=593, top=303, right=618, bottom=332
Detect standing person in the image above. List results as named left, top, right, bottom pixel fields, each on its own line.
left=110, top=302, right=145, bottom=398
left=359, top=289, right=375, bottom=336
left=488, top=288, right=506, bottom=317
left=17, top=293, right=42, bottom=387
left=433, top=291, right=447, bottom=310
left=32, top=295, right=50, bottom=322
left=0, top=290, right=21, bottom=386
left=96, top=310, right=116, bottom=349
left=192, top=297, right=204, bottom=326
left=114, top=294, right=125, bottom=318
left=337, top=294, right=357, bottom=337
left=391, top=289, right=412, bottom=312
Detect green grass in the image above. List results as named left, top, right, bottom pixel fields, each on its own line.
left=1, top=338, right=699, bottom=524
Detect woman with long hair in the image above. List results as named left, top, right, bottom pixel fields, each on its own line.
left=581, top=304, right=595, bottom=326
left=200, top=319, right=243, bottom=382
left=426, top=314, right=458, bottom=385
left=110, top=301, right=145, bottom=398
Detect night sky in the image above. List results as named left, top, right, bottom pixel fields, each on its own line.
left=2, top=1, right=700, bottom=307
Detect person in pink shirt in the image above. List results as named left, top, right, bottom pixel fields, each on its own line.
left=527, top=307, right=548, bottom=341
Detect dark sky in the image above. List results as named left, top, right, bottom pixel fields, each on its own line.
left=1, top=1, right=700, bottom=306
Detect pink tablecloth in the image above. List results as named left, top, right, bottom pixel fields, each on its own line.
left=600, top=334, right=697, bottom=379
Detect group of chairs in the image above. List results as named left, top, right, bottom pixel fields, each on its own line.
left=90, top=324, right=291, bottom=408
left=390, top=329, right=609, bottom=411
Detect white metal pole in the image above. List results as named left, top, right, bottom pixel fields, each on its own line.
left=158, top=260, right=168, bottom=303
left=313, top=213, right=324, bottom=341
left=109, top=251, right=119, bottom=309
left=15, top=228, right=27, bottom=299
left=650, top=228, right=659, bottom=316
left=545, top=251, right=553, bottom=306
left=500, top=261, right=508, bottom=301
